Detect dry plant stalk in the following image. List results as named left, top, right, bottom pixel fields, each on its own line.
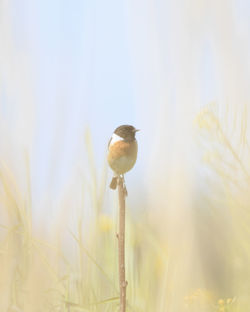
left=117, top=176, right=127, bottom=312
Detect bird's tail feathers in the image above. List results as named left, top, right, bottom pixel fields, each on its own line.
left=110, top=176, right=118, bottom=190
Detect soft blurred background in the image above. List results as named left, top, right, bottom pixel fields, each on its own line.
left=0, top=0, right=250, bottom=311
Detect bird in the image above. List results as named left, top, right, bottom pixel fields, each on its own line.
left=107, top=125, right=139, bottom=190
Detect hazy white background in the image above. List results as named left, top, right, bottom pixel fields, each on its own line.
left=1, top=2, right=250, bottom=310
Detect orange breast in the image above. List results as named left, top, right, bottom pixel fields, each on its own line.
left=108, top=140, right=138, bottom=174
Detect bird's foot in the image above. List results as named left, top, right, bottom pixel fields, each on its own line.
left=121, top=175, right=128, bottom=196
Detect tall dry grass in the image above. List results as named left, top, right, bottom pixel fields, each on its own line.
left=1, top=105, right=250, bottom=312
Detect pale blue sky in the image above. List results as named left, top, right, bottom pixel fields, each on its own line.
left=7, top=0, right=139, bottom=220
left=1, top=0, right=250, bottom=222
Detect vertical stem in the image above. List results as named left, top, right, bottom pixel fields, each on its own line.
left=117, top=176, right=127, bottom=312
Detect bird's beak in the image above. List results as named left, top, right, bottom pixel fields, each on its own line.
left=134, top=129, right=140, bottom=132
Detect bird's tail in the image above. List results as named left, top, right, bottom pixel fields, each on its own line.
left=109, top=176, right=118, bottom=190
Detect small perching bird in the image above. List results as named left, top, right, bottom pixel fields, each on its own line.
left=107, top=125, right=139, bottom=190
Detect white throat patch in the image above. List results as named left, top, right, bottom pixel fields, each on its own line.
left=110, top=133, right=124, bottom=146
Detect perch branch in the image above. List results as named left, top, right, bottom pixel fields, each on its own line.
left=117, top=176, right=127, bottom=312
